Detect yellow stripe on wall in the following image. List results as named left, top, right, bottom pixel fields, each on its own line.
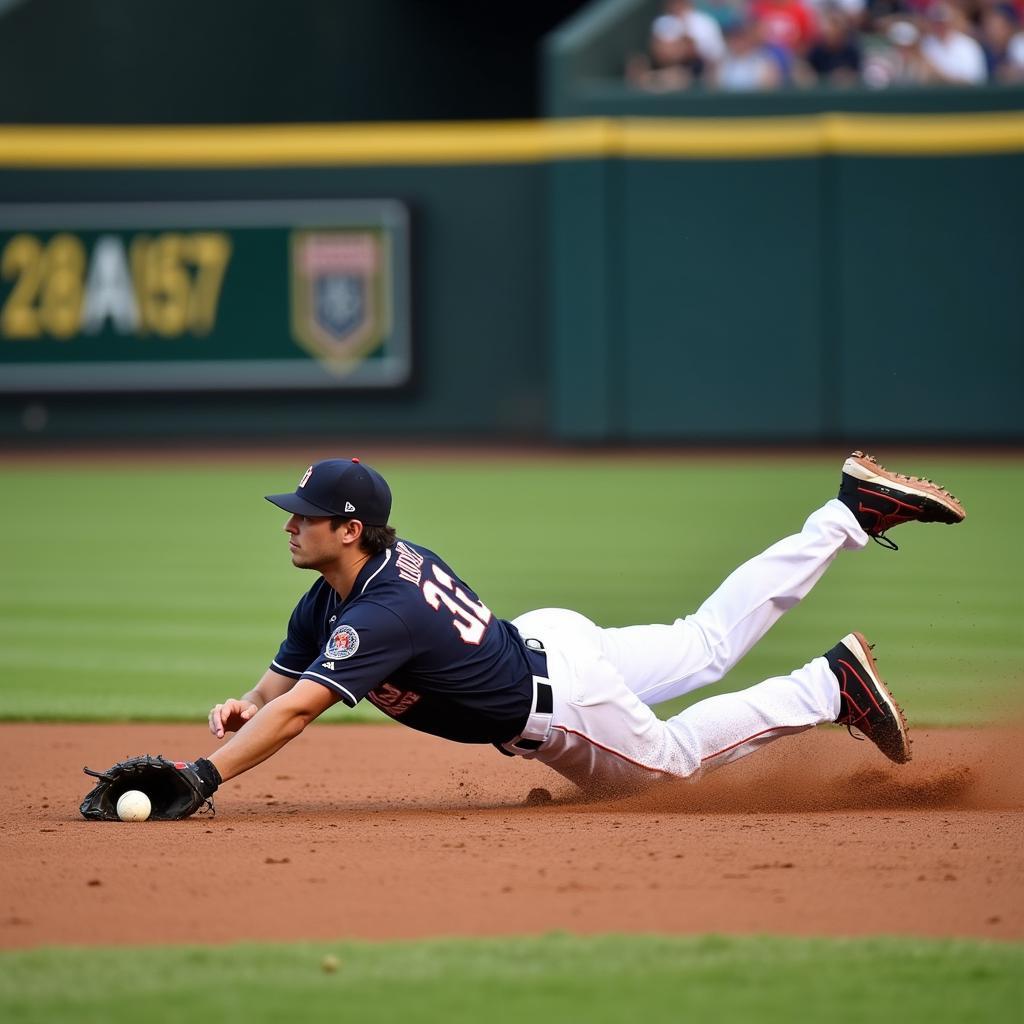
left=821, top=111, right=1024, bottom=155
left=618, top=111, right=1024, bottom=157
left=0, top=113, right=1022, bottom=167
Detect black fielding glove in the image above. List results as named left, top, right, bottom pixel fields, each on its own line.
left=80, top=754, right=221, bottom=821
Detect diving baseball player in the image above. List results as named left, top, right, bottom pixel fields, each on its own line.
left=81, top=452, right=967, bottom=818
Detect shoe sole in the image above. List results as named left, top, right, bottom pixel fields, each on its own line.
left=840, top=631, right=912, bottom=764
left=843, top=451, right=966, bottom=525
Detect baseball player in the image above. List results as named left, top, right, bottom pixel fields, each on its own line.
left=74, top=449, right=972, bottom=819
left=151, top=449, right=963, bottom=810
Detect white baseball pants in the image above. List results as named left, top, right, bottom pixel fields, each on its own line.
left=508, top=499, right=870, bottom=793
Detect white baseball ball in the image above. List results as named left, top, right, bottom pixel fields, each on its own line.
left=116, top=790, right=151, bottom=822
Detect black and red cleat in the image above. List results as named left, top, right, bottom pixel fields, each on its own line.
left=827, top=632, right=911, bottom=764
left=838, top=451, right=966, bottom=549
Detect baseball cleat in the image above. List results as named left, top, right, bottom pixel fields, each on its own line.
left=826, top=632, right=911, bottom=764
left=838, top=450, right=966, bottom=549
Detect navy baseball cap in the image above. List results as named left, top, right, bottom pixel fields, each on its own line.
left=265, top=458, right=392, bottom=525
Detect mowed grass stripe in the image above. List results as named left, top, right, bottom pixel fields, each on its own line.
left=0, top=456, right=1019, bottom=724
left=0, top=934, right=1020, bottom=1024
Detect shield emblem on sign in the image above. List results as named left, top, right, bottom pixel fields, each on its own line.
left=290, top=231, right=391, bottom=373
left=316, top=275, right=364, bottom=340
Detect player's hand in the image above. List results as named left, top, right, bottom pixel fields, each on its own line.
left=209, top=699, right=259, bottom=738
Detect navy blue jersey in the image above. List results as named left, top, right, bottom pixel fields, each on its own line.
left=270, top=539, right=541, bottom=744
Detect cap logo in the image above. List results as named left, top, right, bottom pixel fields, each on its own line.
left=344, top=501, right=356, bottom=513
left=298, top=465, right=313, bottom=489
left=325, top=624, right=359, bottom=660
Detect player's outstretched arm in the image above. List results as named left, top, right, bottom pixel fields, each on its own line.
left=205, top=680, right=340, bottom=783
left=209, top=668, right=300, bottom=737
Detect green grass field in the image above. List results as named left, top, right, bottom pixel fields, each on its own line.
left=1, top=934, right=1021, bottom=1024
left=0, top=453, right=1020, bottom=724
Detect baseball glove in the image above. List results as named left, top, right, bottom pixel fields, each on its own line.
left=79, top=754, right=221, bottom=821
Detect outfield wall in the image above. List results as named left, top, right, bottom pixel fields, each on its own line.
left=0, top=116, right=1021, bottom=443
left=548, top=115, right=1024, bottom=441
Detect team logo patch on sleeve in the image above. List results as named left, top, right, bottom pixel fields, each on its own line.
left=325, top=624, right=360, bottom=660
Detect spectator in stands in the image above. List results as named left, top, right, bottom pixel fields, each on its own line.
left=981, top=4, right=1024, bottom=79
left=626, top=32, right=708, bottom=90
left=805, top=5, right=864, bottom=82
left=750, top=0, right=819, bottom=55
left=918, top=3, right=988, bottom=81
left=713, top=19, right=785, bottom=88
left=861, top=18, right=929, bottom=85
left=626, top=0, right=725, bottom=90
left=655, top=0, right=727, bottom=66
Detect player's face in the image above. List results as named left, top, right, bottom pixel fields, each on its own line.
left=283, top=514, right=344, bottom=570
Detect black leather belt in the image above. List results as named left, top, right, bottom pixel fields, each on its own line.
left=496, top=639, right=553, bottom=756
left=509, top=677, right=554, bottom=751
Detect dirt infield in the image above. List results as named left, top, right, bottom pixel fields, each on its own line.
left=2, top=723, right=1021, bottom=949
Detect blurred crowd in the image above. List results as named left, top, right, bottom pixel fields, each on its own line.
left=626, top=0, right=1024, bottom=90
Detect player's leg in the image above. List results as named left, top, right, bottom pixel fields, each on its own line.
left=598, top=452, right=965, bottom=708
left=656, top=654, right=839, bottom=775
left=597, top=498, right=866, bottom=706
left=511, top=630, right=908, bottom=794
left=655, top=630, right=911, bottom=775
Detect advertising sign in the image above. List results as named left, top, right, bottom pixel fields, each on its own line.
left=0, top=200, right=411, bottom=392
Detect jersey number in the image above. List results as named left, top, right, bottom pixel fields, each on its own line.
left=421, top=565, right=492, bottom=645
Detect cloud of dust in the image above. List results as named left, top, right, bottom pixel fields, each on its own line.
left=565, top=726, right=1024, bottom=815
